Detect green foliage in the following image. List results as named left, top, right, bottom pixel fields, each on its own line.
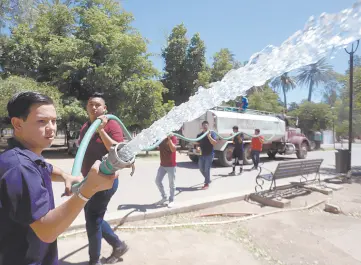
left=1, top=0, right=170, bottom=128
left=247, top=85, right=283, bottom=113
left=296, top=58, right=333, bottom=102
left=0, top=76, right=63, bottom=120
left=289, top=101, right=333, bottom=132
left=270, top=72, right=296, bottom=108
left=210, top=48, right=238, bottom=82
left=162, top=24, right=207, bottom=105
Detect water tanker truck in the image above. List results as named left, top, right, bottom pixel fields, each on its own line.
left=182, top=106, right=310, bottom=167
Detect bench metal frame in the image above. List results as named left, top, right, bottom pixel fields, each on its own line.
left=255, top=159, right=324, bottom=192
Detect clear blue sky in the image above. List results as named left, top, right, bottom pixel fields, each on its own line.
left=122, top=0, right=359, bottom=104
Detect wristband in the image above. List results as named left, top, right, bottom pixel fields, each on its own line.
left=75, top=186, right=90, bottom=202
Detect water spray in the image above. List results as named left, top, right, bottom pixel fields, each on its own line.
left=72, top=2, right=361, bottom=190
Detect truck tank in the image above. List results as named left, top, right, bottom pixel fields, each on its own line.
left=209, top=109, right=286, bottom=143
left=182, top=108, right=286, bottom=143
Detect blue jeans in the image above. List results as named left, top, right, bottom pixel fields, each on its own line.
left=198, top=154, right=213, bottom=184
left=155, top=166, right=176, bottom=202
left=85, top=178, right=122, bottom=263
left=251, top=150, right=260, bottom=168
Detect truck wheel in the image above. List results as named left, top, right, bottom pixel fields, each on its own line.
left=243, top=144, right=253, bottom=165
left=267, top=151, right=277, bottom=159
left=218, top=144, right=234, bottom=167
left=189, top=155, right=199, bottom=163
left=297, top=142, right=308, bottom=159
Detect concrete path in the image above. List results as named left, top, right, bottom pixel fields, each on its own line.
left=46, top=148, right=361, bottom=230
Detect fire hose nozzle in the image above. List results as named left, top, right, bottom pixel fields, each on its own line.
left=100, top=142, right=136, bottom=175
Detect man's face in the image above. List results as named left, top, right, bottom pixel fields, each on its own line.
left=87, top=97, right=106, bottom=119
left=202, top=123, right=209, bottom=131
left=233, top=128, right=238, bottom=134
left=15, top=104, right=57, bottom=151
left=255, top=130, right=259, bottom=135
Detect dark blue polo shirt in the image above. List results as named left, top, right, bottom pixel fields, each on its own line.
left=0, top=138, right=58, bottom=265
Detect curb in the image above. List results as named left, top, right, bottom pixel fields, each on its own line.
left=61, top=190, right=252, bottom=238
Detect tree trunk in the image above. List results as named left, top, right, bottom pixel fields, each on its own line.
left=282, top=85, right=287, bottom=109
left=308, top=80, right=314, bottom=101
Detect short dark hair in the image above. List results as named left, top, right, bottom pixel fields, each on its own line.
left=7, top=91, right=54, bottom=120
left=233, top=126, right=238, bottom=130
left=88, top=92, right=105, bottom=101
left=202, top=121, right=209, bottom=125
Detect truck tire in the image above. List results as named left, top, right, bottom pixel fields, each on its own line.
left=189, top=155, right=199, bottom=163
left=243, top=144, right=253, bottom=165
left=267, top=150, right=277, bottom=159
left=296, top=142, right=308, bottom=159
left=218, top=144, right=234, bottom=167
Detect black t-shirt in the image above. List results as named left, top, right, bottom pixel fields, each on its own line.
left=233, top=134, right=244, bottom=153
left=197, top=131, right=217, bottom=156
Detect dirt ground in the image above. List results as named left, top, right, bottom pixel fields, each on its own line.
left=59, top=178, right=361, bottom=265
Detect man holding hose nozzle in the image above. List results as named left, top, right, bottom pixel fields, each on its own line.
left=155, top=134, right=177, bottom=208
left=79, top=92, right=128, bottom=265
left=0, top=92, right=119, bottom=265
left=251, top=129, right=264, bottom=170
left=195, top=121, right=217, bottom=190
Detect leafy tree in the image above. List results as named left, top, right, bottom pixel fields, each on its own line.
left=289, top=102, right=333, bottom=133
left=296, top=58, right=333, bottom=102
left=247, top=85, right=283, bottom=113
left=161, top=25, right=207, bottom=105
left=288, top=102, right=299, bottom=112
left=210, top=48, right=238, bottom=82
left=270, top=72, right=296, bottom=108
left=1, top=0, right=171, bottom=128
left=0, top=76, right=63, bottom=129
left=183, top=33, right=206, bottom=99
left=161, top=23, right=188, bottom=105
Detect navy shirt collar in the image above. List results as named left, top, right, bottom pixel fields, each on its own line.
left=7, top=137, right=46, bottom=164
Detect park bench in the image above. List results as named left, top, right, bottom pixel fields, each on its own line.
left=254, top=159, right=324, bottom=192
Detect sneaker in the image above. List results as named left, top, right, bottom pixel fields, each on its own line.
left=105, top=242, right=129, bottom=264
left=202, top=184, right=209, bottom=190
left=156, top=198, right=167, bottom=205
left=229, top=171, right=236, bottom=176
left=168, top=201, right=175, bottom=208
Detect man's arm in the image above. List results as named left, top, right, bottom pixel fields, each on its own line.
left=207, top=132, right=217, bottom=146
left=98, top=129, right=118, bottom=151
left=167, top=136, right=177, bottom=152
left=2, top=161, right=116, bottom=244
left=97, top=117, right=124, bottom=151
left=30, top=161, right=115, bottom=243
left=49, top=164, right=83, bottom=196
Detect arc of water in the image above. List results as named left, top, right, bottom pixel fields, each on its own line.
left=119, top=1, right=361, bottom=161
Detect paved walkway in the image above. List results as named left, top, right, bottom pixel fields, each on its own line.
left=47, top=148, right=361, bottom=230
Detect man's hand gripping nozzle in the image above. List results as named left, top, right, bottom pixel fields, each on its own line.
left=71, top=143, right=136, bottom=194
left=100, top=142, right=136, bottom=175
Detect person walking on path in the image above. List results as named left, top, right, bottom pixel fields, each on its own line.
left=251, top=129, right=264, bottom=170
left=0, top=92, right=117, bottom=265
left=78, top=92, right=128, bottom=265
left=195, top=121, right=217, bottom=190
left=155, top=135, right=177, bottom=208
left=229, top=126, right=244, bottom=176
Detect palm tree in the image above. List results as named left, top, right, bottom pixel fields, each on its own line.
left=296, top=58, right=333, bottom=102
left=270, top=72, right=296, bottom=108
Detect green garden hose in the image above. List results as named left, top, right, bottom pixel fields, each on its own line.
left=71, top=114, right=277, bottom=190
